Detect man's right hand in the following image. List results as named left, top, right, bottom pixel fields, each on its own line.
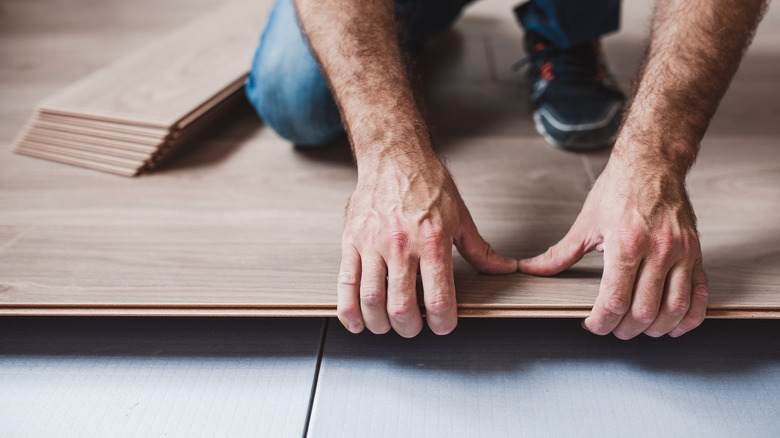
left=336, top=153, right=518, bottom=337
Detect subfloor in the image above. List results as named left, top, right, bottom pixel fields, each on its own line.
left=1, top=0, right=779, bottom=436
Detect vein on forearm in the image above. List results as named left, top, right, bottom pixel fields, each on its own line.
left=616, top=0, right=767, bottom=174
left=294, top=0, right=433, bottom=166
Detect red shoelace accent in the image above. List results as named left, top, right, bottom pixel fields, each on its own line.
left=540, top=61, right=554, bottom=80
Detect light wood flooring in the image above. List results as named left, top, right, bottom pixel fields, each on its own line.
left=1, top=0, right=779, bottom=317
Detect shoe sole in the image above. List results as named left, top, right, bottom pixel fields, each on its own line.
left=533, top=102, right=622, bottom=152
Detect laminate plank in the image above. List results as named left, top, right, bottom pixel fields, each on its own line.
left=3, top=132, right=779, bottom=316
left=2, top=0, right=779, bottom=317
left=308, top=319, right=780, bottom=437
left=13, top=147, right=140, bottom=177
left=37, top=1, right=267, bottom=128
left=21, top=134, right=153, bottom=161
left=17, top=141, right=145, bottom=169
left=36, top=113, right=169, bottom=138
left=24, top=128, right=160, bottom=154
left=31, top=120, right=169, bottom=146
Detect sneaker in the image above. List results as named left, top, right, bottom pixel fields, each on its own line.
left=514, top=33, right=626, bottom=151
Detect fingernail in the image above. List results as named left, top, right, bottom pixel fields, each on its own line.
left=348, top=321, right=362, bottom=333
left=669, top=327, right=685, bottom=338
left=502, top=256, right=518, bottom=265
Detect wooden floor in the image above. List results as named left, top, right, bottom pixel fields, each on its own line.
left=1, top=0, right=779, bottom=317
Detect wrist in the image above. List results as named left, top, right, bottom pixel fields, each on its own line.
left=609, top=134, right=696, bottom=179
left=354, top=134, right=439, bottom=175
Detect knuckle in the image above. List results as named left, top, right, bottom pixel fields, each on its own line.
left=652, top=234, right=675, bottom=261
left=388, top=228, right=409, bottom=254
left=360, top=287, right=386, bottom=308
left=389, top=299, right=416, bottom=321
left=426, top=293, right=452, bottom=316
left=482, top=242, right=496, bottom=258
left=603, top=295, right=631, bottom=316
left=337, top=272, right=358, bottom=287
left=665, top=296, right=690, bottom=317
left=618, top=230, right=646, bottom=257
left=423, top=224, right=447, bottom=246
left=634, top=306, right=658, bottom=324
left=544, top=245, right=559, bottom=261
left=693, top=284, right=710, bottom=299
left=342, top=229, right=358, bottom=246
left=678, top=232, right=697, bottom=258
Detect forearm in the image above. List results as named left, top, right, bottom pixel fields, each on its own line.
left=614, top=0, right=767, bottom=175
left=294, top=0, right=434, bottom=171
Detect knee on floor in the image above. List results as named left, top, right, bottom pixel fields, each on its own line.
left=245, top=54, right=342, bottom=146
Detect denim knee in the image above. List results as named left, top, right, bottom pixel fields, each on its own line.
left=245, top=0, right=343, bottom=146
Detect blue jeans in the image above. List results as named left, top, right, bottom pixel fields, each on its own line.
left=245, top=0, right=620, bottom=146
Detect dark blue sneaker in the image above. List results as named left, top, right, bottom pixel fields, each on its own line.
left=514, top=33, right=626, bottom=151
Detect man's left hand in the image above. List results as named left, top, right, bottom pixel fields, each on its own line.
left=518, top=155, right=709, bottom=339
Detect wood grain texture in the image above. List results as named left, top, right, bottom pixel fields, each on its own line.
left=2, top=131, right=779, bottom=316
left=11, top=0, right=265, bottom=176
left=2, top=0, right=779, bottom=317
left=12, top=147, right=141, bottom=176
left=37, top=2, right=266, bottom=128
left=36, top=113, right=170, bottom=138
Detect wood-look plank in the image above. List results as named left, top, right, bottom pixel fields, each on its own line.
left=12, top=148, right=140, bottom=177
left=2, top=0, right=779, bottom=317
left=36, top=112, right=169, bottom=138
left=24, top=127, right=160, bottom=153
left=3, top=131, right=779, bottom=316
left=31, top=120, right=168, bottom=146
left=22, top=134, right=153, bottom=160
left=37, top=1, right=267, bottom=128
left=17, top=141, right=145, bottom=168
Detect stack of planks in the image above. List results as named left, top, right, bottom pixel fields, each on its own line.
left=13, top=0, right=269, bottom=177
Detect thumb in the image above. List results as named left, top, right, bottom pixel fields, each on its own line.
left=519, top=226, right=590, bottom=276
left=455, top=216, right=518, bottom=275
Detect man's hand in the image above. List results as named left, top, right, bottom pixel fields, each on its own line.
left=518, top=0, right=765, bottom=339
left=295, top=0, right=517, bottom=337
left=338, top=153, right=517, bottom=337
left=519, top=157, right=708, bottom=339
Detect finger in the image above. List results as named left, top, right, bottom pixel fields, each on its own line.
left=644, top=261, right=692, bottom=337
left=337, top=243, right=364, bottom=334
left=613, top=258, right=669, bottom=340
left=386, top=254, right=423, bottom=338
left=420, top=235, right=457, bottom=335
left=670, top=258, right=709, bottom=337
left=518, top=224, right=591, bottom=276
left=583, top=241, right=641, bottom=336
left=454, top=214, right=517, bottom=274
left=360, top=254, right=391, bottom=334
